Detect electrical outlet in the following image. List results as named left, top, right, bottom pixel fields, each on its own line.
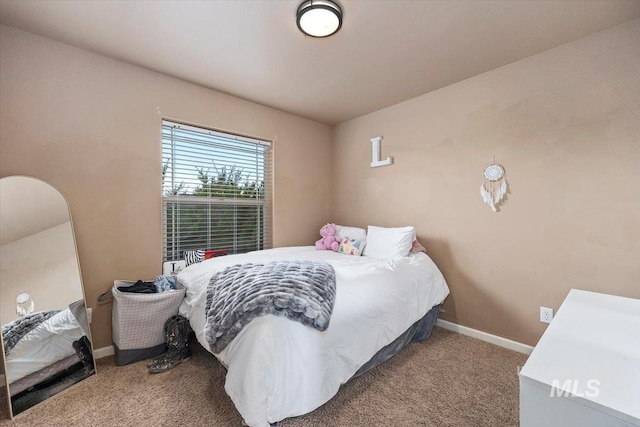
left=87, top=307, right=93, bottom=324
left=540, top=307, right=553, bottom=324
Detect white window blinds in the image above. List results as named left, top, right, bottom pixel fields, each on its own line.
left=162, top=120, right=272, bottom=262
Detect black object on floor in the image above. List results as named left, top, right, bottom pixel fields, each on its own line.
left=148, top=315, right=192, bottom=374
left=73, top=335, right=94, bottom=367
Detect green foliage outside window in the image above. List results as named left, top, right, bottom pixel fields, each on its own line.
left=163, top=163, right=266, bottom=261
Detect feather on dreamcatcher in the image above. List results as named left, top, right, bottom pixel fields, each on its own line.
left=480, top=163, right=508, bottom=212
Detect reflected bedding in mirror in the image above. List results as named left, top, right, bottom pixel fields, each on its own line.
left=3, top=301, right=93, bottom=386
left=0, top=176, right=96, bottom=418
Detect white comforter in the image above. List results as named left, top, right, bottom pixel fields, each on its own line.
left=5, top=308, right=84, bottom=384
left=178, top=246, right=449, bottom=427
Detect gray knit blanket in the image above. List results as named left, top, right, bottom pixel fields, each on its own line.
left=2, top=310, right=60, bottom=356
left=204, top=260, right=336, bottom=353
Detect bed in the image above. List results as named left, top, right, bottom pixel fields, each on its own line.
left=178, top=245, right=449, bottom=427
left=2, top=300, right=92, bottom=402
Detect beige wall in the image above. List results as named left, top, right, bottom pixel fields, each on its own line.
left=332, top=20, right=640, bottom=346
left=1, top=222, right=83, bottom=325
left=0, top=26, right=332, bottom=348
left=1, top=20, right=638, bottom=350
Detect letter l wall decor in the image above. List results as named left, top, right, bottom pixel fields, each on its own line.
left=370, top=136, right=393, bottom=168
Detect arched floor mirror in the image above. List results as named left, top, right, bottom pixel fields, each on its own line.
left=0, top=176, right=95, bottom=418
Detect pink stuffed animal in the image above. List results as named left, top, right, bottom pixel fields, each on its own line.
left=315, top=223, right=340, bottom=251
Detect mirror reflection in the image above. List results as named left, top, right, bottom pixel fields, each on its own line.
left=0, top=176, right=95, bottom=418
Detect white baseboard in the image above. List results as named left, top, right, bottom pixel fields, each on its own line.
left=93, top=345, right=115, bottom=359
left=437, top=319, right=534, bottom=355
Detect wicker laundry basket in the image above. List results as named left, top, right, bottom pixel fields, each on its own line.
left=111, top=280, right=186, bottom=366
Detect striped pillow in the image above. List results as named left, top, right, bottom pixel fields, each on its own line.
left=184, top=250, right=205, bottom=266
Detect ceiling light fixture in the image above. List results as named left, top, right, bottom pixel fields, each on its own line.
left=297, top=0, right=343, bottom=38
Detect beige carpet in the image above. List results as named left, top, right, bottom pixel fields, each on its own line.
left=0, top=327, right=527, bottom=426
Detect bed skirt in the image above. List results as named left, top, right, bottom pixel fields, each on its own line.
left=352, top=303, right=440, bottom=378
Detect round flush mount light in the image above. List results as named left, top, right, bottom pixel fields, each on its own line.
left=297, top=0, right=342, bottom=38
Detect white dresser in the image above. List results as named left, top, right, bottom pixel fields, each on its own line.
left=519, top=289, right=640, bottom=427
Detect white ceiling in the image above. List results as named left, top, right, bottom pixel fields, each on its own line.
left=1, top=1, right=639, bottom=125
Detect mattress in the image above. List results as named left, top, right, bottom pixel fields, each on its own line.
left=178, top=246, right=449, bottom=427
left=8, top=353, right=81, bottom=397
left=5, top=308, right=84, bottom=384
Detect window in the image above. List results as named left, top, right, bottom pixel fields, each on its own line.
left=162, top=120, right=272, bottom=262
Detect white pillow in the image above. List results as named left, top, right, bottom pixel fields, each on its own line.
left=363, top=225, right=415, bottom=259
left=335, top=225, right=367, bottom=241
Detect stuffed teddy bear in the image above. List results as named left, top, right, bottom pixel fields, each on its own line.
left=315, top=223, right=340, bottom=251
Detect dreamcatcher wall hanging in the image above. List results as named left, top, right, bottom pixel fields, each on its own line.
left=480, top=160, right=508, bottom=212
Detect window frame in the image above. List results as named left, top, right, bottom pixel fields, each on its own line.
left=161, top=120, right=272, bottom=262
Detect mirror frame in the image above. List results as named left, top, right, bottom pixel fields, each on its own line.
left=0, top=175, right=96, bottom=419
